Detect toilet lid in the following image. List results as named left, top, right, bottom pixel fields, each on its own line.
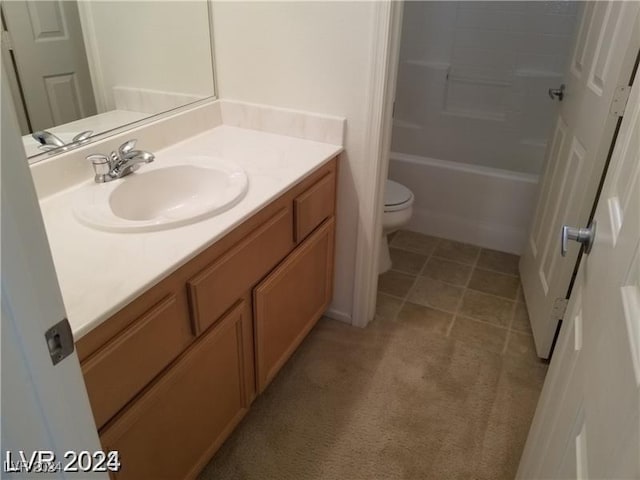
left=384, top=180, right=414, bottom=212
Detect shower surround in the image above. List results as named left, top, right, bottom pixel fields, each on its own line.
left=390, top=1, right=579, bottom=253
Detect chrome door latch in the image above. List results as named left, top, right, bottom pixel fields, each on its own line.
left=45, top=318, right=75, bottom=365
left=561, top=221, right=596, bottom=257
left=548, top=84, right=565, bottom=101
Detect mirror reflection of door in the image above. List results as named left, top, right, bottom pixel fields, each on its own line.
left=1, top=0, right=96, bottom=133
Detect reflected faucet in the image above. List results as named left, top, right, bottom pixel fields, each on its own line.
left=87, top=139, right=155, bottom=183
left=32, top=130, right=93, bottom=152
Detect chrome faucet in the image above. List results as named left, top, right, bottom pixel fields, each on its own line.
left=87, top=139, right=155, bottom=183
left=32, top=130, right=93, bottom=152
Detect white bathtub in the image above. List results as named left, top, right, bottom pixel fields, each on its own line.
left=388, top=152, right=539, bottom=254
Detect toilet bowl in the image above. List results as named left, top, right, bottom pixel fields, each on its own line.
left=379, top=179, right=414, bottom=274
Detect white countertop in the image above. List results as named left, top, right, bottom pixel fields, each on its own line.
left=39, top=125, right=342, bottom=339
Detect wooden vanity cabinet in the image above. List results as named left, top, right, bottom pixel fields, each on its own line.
left=100, top=300, right=250, bottom=480
left=187, top=206, right=294, bottom=334
left=81, top=294, right=192, bottom=429
left=254, top=218, right=335, bottom=391
left=75, top=157, right=337, bottom=479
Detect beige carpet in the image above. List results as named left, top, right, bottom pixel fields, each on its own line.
left=199, top=232, right=547, bottom=480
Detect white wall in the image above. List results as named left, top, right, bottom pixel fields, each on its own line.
left=393, top=1, right=579, bottom=174
left=81, top=1, right=214, bottom=113
left=212, top=1, right=380, bottom=322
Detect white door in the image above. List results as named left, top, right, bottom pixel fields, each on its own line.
left=520, top=1, right=640, bottom=358
left=1, top=15, right=30, bottom=135
left=1, top=66, right=106, bottom=478
left=1, top=0, right=96, bottom=131
left=517, top=39, right=640, bottom=479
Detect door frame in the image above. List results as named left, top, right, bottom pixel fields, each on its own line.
left=351, top=0, right=403, bottom=327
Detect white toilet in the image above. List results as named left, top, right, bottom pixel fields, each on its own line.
left=379, top=179, right=414, bottom=274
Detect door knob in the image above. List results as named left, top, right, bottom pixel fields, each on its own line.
left=561, top=221, right=596, bottom=257
left=548, top=84, right=565, bottom=101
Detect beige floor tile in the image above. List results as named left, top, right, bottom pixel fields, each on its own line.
left=378, top=271, right=415, bottom=298
left=477, top=249, right=520, bottom=275
left=390, top=230, right=439, bottom=256
left=459, top=290, right=514, bottom=327
left=450, top=316, right=508, bottom=354
left=468, top=268, right=520, bottom=299
left=408, top=276, right=464, bottom=313
left=434, top=239, right=480, bottom=265
left=422, top=257, right=472, bottom=286
left=505, top=331, right=543, bottom=366
left=375, top=293, right=403, bottom=321
left=511, top=302, right=532, bottom=334
left=389, top=248, right=428, bottom=274
left=396, top=302, right=452, bottom=335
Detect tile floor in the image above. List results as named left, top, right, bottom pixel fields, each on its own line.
left=379, top=230, right=541, bottom=364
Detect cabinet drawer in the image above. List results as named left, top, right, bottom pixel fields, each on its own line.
left=294, top=167, right=336, bottom=242
left=254, top=217, right=335, bottom=391
left=82, top=295, right=192, bottom=429
left=188, top=206, right=293, bottom=334
left=100, top=301, right=248, bottom=480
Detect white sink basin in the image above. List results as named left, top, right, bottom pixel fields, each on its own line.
left=74, top=156, right=248, bottom=232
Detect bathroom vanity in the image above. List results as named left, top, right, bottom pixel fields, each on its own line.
left=77, top=158, right=336, bottom=479
left=30, top=100, right=344, bottom=479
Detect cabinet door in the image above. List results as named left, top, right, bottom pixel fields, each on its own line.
left=100, top=301, right=249, bottom=480
left=254, top=218, right=335, bottom=392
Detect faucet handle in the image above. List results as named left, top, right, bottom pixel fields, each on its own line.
left=87, top=153, right=109, bottom=165
left=38, top=144, right=59, bottom=152
left=87, top=154, right=111, bottom=181
left=119, top=139, right=137, bottom=157
left=73, top=130, right=93, bottom=143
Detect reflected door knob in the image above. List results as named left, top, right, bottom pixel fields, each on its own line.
left=561, top=221, right=596, bottom=257
left=548, top=84, right=565, bottom=101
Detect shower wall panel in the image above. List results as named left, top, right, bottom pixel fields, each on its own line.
left=392, top=1, right=579, bottom=174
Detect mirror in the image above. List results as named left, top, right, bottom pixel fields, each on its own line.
left=1, top=0, right=215, bottom=162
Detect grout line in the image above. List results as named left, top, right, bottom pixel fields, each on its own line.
left=457, top=313, right=510, bottom=332
left=502, top=329, right=512, bottom=356
left=417, top=272, right=470, bottom=290
left=445, top=314, right=457, bottom=337
left=507, top=290, right=519, bottom=332
left=472, top=247, right=481, bottom=268
left=429, top=253, right=478, bottom=268
left=502, top=294, right=520, bottom=355
left=378, top=291, right=408, bottom=302
left=377, top=233, right=430, bottom=325
left=464, top=266, right=475, bottom=289
left=390, top=266, right=426, bottom=277
left=464, top=287, right=518, bottom=303
left=397, top=235, right=441, bottom=322
left=473, top=265, right=521, bottom=278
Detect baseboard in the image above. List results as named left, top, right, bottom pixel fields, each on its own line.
left=407, top=208, right=526, bottom=254
left=324, top=307, right=352, bottom=324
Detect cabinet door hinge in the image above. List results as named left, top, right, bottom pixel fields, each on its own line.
left=552, top=298, right=569, bottom=320
left=45, top=318, right=75, bottom=365
left=610, top=85, right=631, bottom=117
